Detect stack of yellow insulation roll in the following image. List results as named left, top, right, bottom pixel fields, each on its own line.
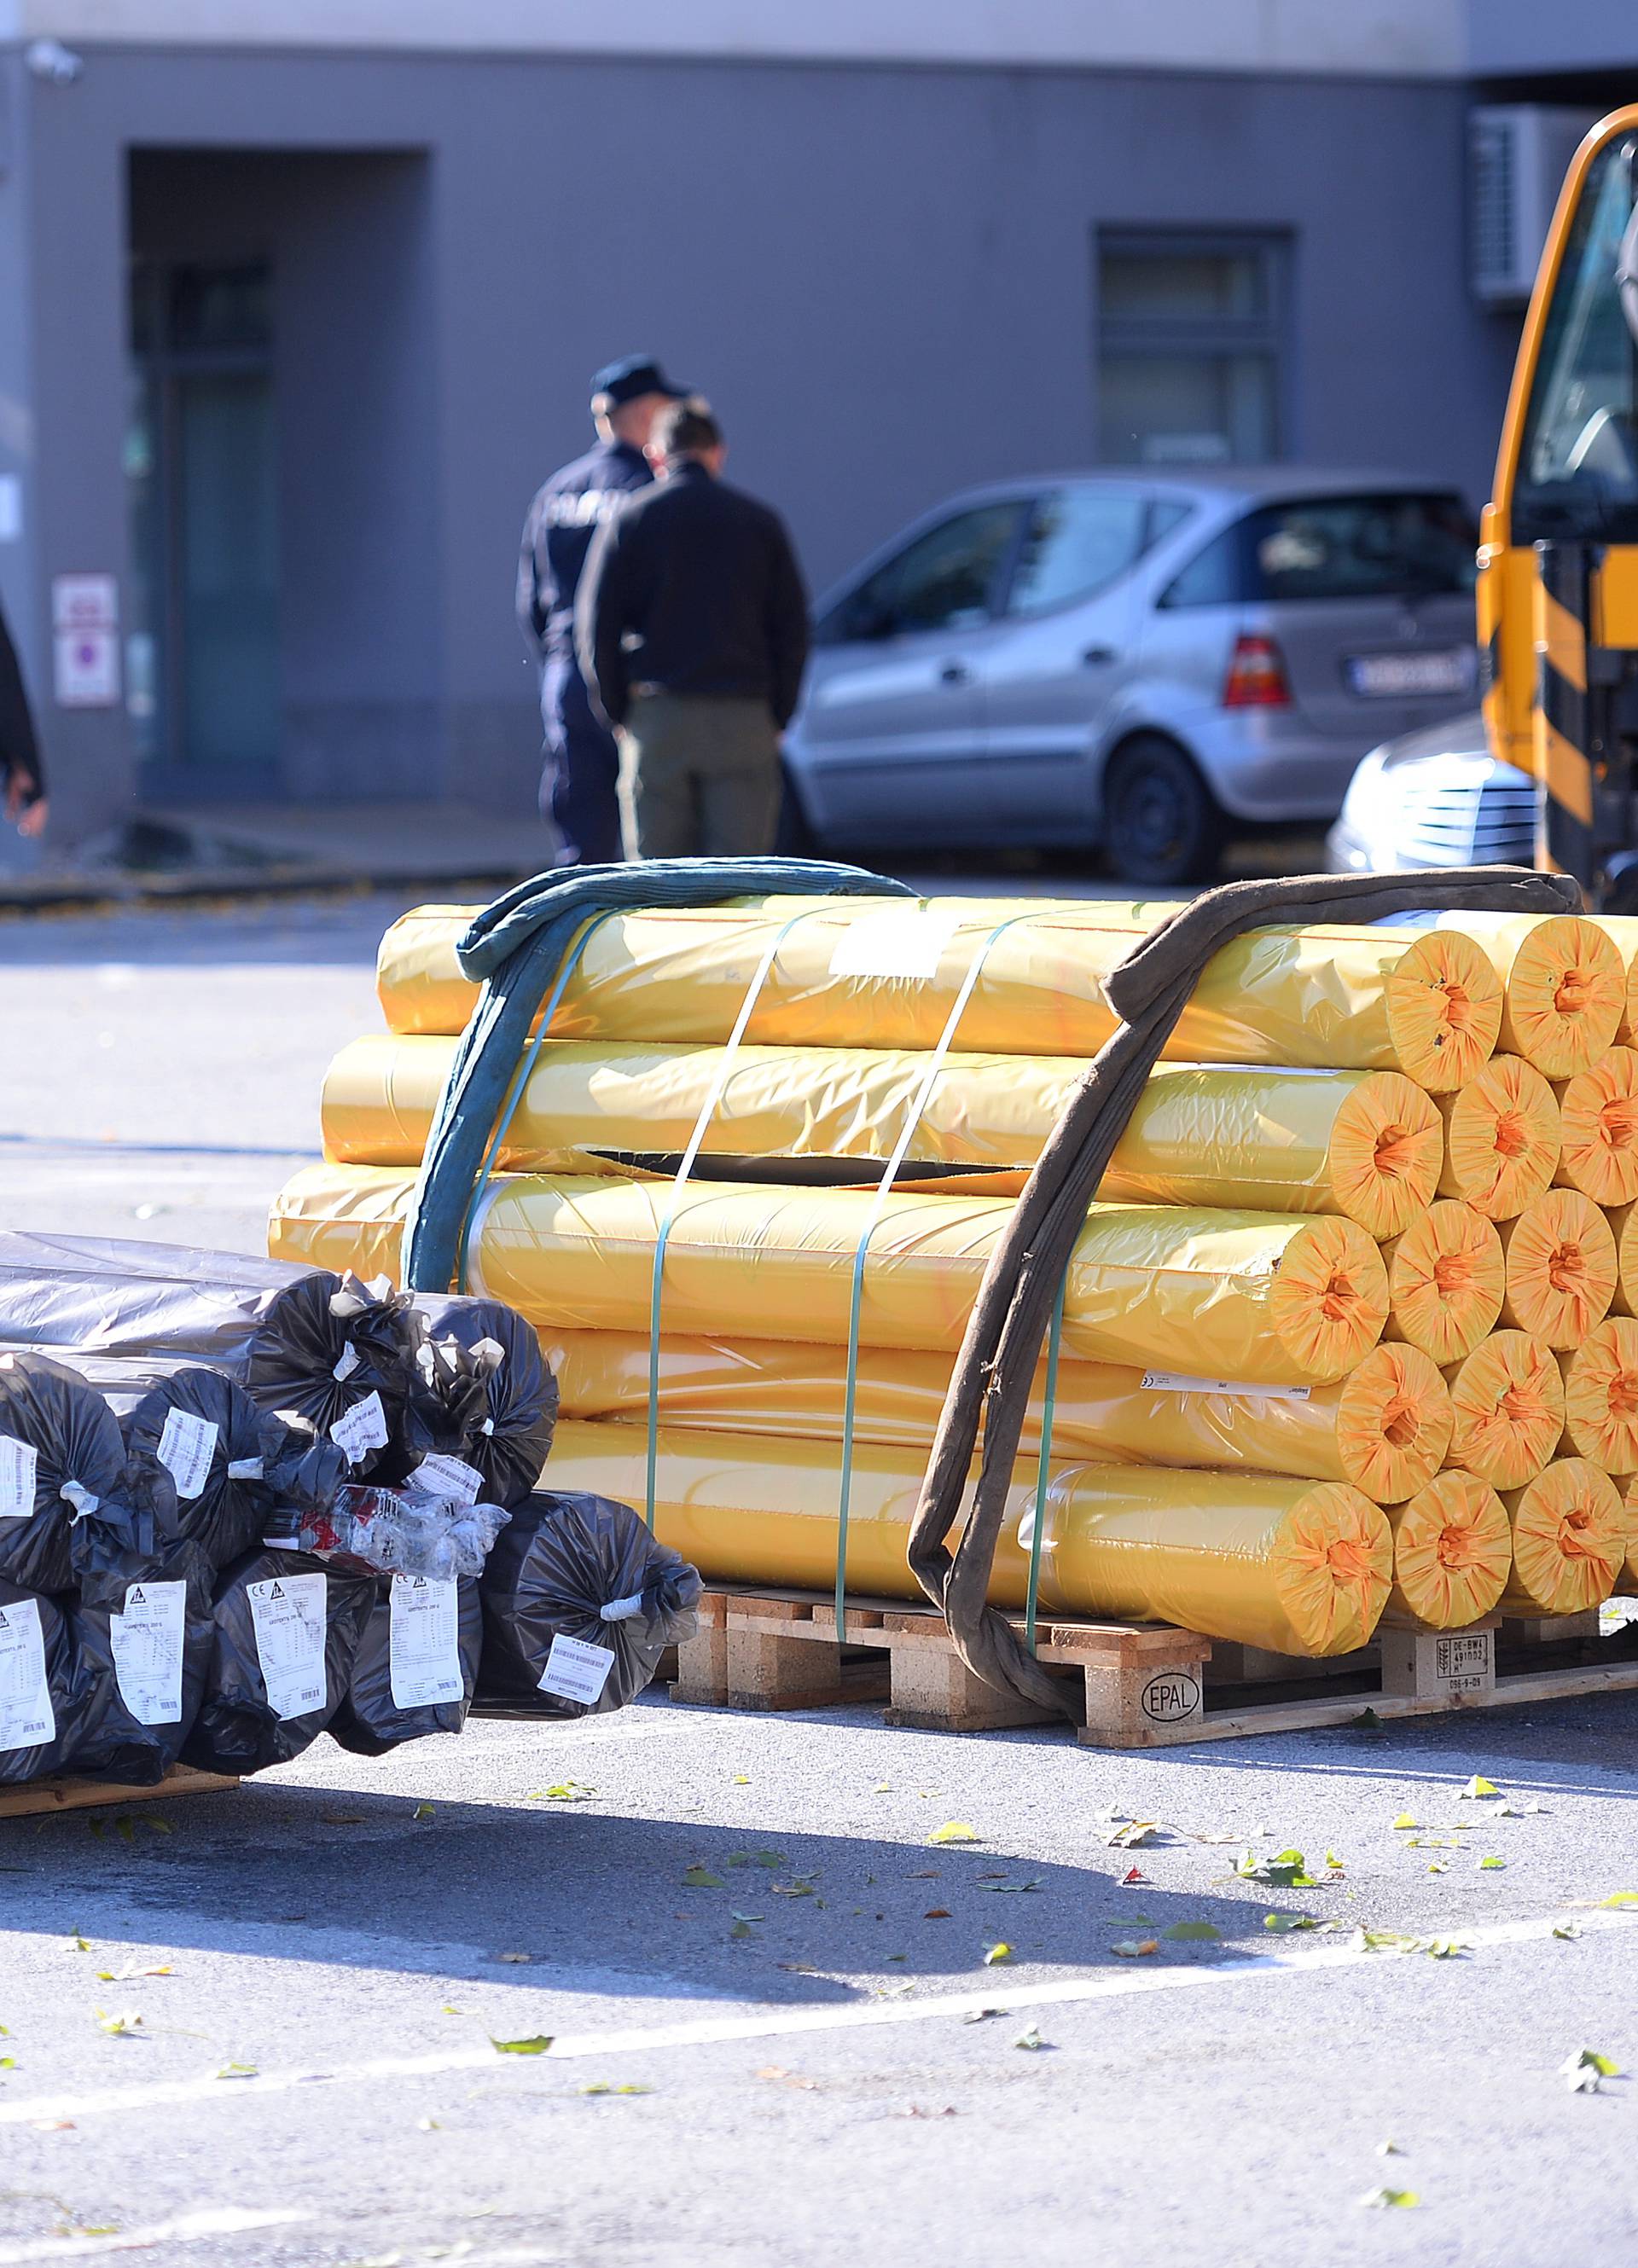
left=270, top=892, right=1638, bottom=1662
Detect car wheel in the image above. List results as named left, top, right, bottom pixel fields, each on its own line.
left=775, top=765, right=821, bottom=856
left=1101, top=735, right=1223, bottom=888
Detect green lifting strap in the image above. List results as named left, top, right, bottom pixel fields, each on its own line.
left=834, top=913, right=1043, bottom=1644
left=1024, top=1273, right=1067, bottom=1657
left=643, top=906, right=830, bottom=1531
left=450, top=912, right=619, bottom=1296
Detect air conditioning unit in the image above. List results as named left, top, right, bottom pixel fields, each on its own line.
left=1470, top=105, right=1601, bottom=305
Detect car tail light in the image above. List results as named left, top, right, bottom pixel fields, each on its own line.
left=1223, top=634, right=1292, bottom=709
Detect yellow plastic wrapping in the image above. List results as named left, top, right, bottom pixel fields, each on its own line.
left=1608, top=1201, right=1638, bottom=1319
left=536, top=1417, right=1389, bottom=1655
left=1382, top=1472, right=1511, bottom=1631
left=544, top=1330, right=1451, bottom=1502
left=1433, top=912, right=1625, bottom=1078
left=1443, top=1331, right=1565, bottom=1489
left=1559, top=1317, right=1638, bottom=1474
left=1380, top=1202, right=1506, bottom=1365
left=1584, top=913, right=1638, bottom=1044
left=1496, top=1190, right=1618, bottom=1349
left=1622, top=1475, right=1638, bottom=1590
left=1498, top=1458, right=1625, bottom=1615
left=375, top=897, right=1501, bottom=1089
left=269, top=1165, right=1391, bottom=1387
left=1553, top=1048, right=1638, bottom=1207
left=320, top=1035, right=1442, bottom=1238
left=1436, top=1054, right=1561, bottom=1221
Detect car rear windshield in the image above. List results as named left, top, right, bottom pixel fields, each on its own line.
left=1159, top=493, right=1478, bottom=606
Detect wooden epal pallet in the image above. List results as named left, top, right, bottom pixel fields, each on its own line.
left=672, top=1588, right=1638, bottom=1747
left=0, top=1766, right=238, bottom=1821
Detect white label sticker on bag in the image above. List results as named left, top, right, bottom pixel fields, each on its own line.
left=827, top=905, right=965, bottom=982
left=414, top=1453, right=485, bottom=1507
left=246, top=1572, right=328, bottom=1720
left=111, top=1580, right=187, bottom=1726
left=1141, top=1371, right=1312, bottom=1404
left=0, top=1435, right=38, bottom=1522
left=333, top=1343, right=361, bottom=1383
left=156, top=1407, right=218, bottom=1501
left=537, top=1631, right=616, bottom=1708
left=330, top=1391, right=388, bottom=1464
left=389, top=1575, right=464, bottom=1709
left=0, top=1597, right=55, bottom=1751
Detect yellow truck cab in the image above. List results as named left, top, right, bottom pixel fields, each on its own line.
left=1478, top=106, right=1638, bottom=902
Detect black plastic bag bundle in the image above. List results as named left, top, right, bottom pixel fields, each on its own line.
left=179, top=1547, right=375, bottom=1775
left=478, top=1491, right=702, bottom=1719
left=66, top=1540, right=217, bottom=1786
left=117, top=1366, right=346, bottom=1570
left=0, top=1578, right=104, bottom=1783
left=329, top=1574, right=483, bottom=1755
left=245, top=1273, right=425, bottom=1486
left=0, top=1352, right=154, bottom=1595
left=407, top=1296, right=558, bottom=1510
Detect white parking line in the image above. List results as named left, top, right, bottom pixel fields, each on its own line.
left=2, top=1905, right=1631, bottom=2130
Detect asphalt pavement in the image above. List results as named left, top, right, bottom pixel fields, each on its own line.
left=1, top=888, right=1635, bottom=2268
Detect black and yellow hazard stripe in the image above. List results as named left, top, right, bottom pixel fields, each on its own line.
left=1532, top=542, right=1594, bottom=881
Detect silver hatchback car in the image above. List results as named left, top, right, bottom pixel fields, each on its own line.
left=781, top=468, right=1480, bottom=885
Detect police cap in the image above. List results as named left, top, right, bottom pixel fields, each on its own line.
left=590, top=355, right=688, bottom=411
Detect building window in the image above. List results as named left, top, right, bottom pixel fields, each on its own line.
left=1095, top=233, right=1288, bottom=467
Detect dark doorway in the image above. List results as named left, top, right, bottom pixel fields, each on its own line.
left=128, top=258, right=281, bottom=788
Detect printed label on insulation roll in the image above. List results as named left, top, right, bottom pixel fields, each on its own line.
left=111, top=1580, right=187, bottom=1726
left=330, top=1391, right=388, bottom=1463
left=0, top=1435, right=38, bottom=1521
left=537, top=1632, right=616, bottom=1708
left=247, top=1573, right=328, bottom=1720
left=1141, top=1372, right=1312, bottom=1403
left=389, top=1575, right=464, bottom=1709
left=157, top=1408, right=218, bottom=1500
left=0, top=1598, right=54, bottom=1749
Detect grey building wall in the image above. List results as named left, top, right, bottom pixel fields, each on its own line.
left=5, top=44, right=1518, bottom=832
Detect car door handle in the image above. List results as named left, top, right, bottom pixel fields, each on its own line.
left=938, top=661, right=971, bottom=686
left=1080, top=646, right=1119, bottom=667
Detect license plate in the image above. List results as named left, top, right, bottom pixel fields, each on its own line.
left=1345, top=648, right=1472, bottom=698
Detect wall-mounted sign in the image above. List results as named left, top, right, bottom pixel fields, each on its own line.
left=51, top=573, right=120, bottom=708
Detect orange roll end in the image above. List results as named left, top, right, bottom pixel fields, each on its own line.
left=1497, top=1189, right=1618, bottom=1349
left=1444, top=1330, right=1565, bottom=1490
left=1437, top=1054, right=1561, bottom=1221
left=1385, top=1470, right=1511, bottom=1630
left=1499, top=916, right=1626, bottom=1079
left=1380, top=1201, right=1505, bottom=1366
left=1500, top=1458, right=1625, bottom=1615
left=1554, top=1048, right=1638, bottom=1207
left=1560, top=1315, right=1638, bottom=1474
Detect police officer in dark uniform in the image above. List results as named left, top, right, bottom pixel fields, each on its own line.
left=516, top=356, right=688, bottom=865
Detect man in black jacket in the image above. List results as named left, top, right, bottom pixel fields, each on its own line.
left=0, top=603, right=44, bottom=838
left=575, top=399, right=809, bottom=859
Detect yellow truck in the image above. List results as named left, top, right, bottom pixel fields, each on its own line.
left=1479, top=105, right=1638, bottom=903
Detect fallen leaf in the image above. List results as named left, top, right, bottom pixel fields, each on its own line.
left=1562, top=2047, right=1622, bottom=2093
left=30, top=2120, right=73, bottom=2132
left=495, top=1951, right=531, bottom=1965
left=927, top=1822, right=979, bottom=1847
left=1377, top=2139, right=1404, bottom=2157
left=1553, top=1923, right=1583, bottom=1940
left=1104, top=1821, right=1159, bottom=1849
left=752, top=1852, right=787, bottom=1869
left=1119, top=1867, right=1147, bottom=1885
left=418, top=2117, right=443, bottom=2131
left=1427, top=1862, right=1449, bottom=1875
left=1236, top=1847, right=1318, bottom=1888
left=873, top=1783, right=893, bottom=1794
left=1324, top=1849, right=1346, bottom=1872
left=729, top=1919, right=758, bottom=1940
left=962, top=2007, right=1004, bottom=2024
left=532, top=1782, right=596, bottom=1802
left=908, top=1869, right=941, bottom=1879
left=899, top=2104, right=957, bottom=2117
left=1013, top=2027, right=1048, bottom=2050
left=580, top=2081, right=651, bottom=2096
left=1457, top=1774, right=1500, bottom=1800
left=1478, top=1855, right=1506, bottom=1871
left=214, top=2062, right=258, bottom=2079
left=413, top=1803, right=436, bottom=1821
left=1262, top=1912, right=1318, bottom=1934
left=1111, top=1939, right=1159, bottom=1958
left=68, top=1934, right=91, bottom=1953
left=489, top=2034, right=553, bottom=2056
left=96, top=1964, right=172, bottom=1983
left=979, top=1879, right=1043, bottom=1895
left=1422, top=1937, right=1469, bottom=1959
left=732, top=1775, right=751, bottom=1785
left=95, top=2010, right=142, bottom=2036
left=1161, top=1921, right=1221, bottom=1942
left=776, top=1962, right=819, bottom=1975
left=923, top=1908, right=952, bottom=1920
left=1360, top=2188, right=1420, bottom=2209
left=1600, top=1891, right=1638, bottom=1909
left=1391, top=1813, right=1419, bottom=1830
left=982, top=1942, right=1013, bottom=1965
left=681, top=1868, right=724, bottom=1889
left=0, top=2056, right=17, bottom=2070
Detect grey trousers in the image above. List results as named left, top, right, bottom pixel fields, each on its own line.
left=617, top=691, right=781, bottom=861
